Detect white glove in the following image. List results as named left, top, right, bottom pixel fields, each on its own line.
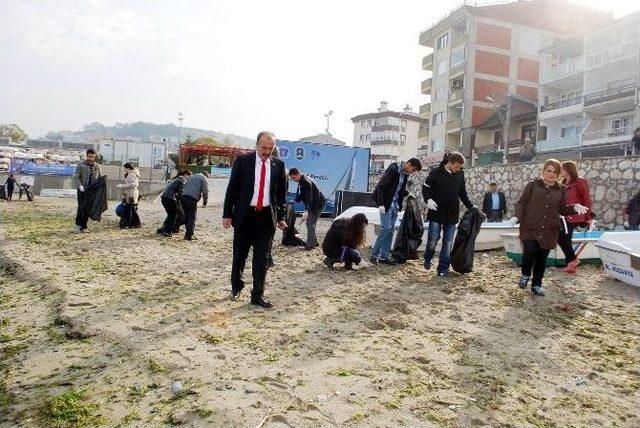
left=509, top=216, right=519, bottom=225
left=301, top=211, right=309, bottom=220
left=573, top=203, right=589, bottom=216
left=427, top=199, right=438, bottom=211
left=378, top=206, right=386, bottom=215
left=78, top=185, right=85, bottom=192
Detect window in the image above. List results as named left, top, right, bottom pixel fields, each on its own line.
left=611, top=115, right=633, bottom=134
left=435, top=86, right=446, bottom=101
left=521, top=125, right=536, bottom=141
left=432, top=112, right=444, bottom=125
left=360, top=135, right=364, bottom=142
left=451, top=46, right=465, bottom=66
left=365, top=134, right=370, bottom=141
left=437, top=60, right=447, bottom=76
left=437, top=33, right=449, bottom=49
left=561, top=126, right=580, bottom=138
left=400, top=134, right=406, bottom=145
left=431, top=140, right=444, bottom=152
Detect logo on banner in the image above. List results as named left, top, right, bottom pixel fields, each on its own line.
left=311, top=150, right=320, bottom=159
left=278, top=146, right=289, bottom=158
left=295, top=147, right=304, bottom=160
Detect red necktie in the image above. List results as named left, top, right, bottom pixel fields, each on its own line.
left=256, top=160, right=266, bottom=210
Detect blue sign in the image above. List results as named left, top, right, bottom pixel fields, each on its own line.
left=9, top=159, right=76, bottom=176
left=276, top=140, right=370, bottom=214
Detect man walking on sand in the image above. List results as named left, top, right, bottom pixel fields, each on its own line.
left=73, top=149, right=102, bottom=232
left=180, top=170, right=210, bottom=241
left=223, top=131, right=287, bottom=308
left=288, top=167, right=326, bottom=250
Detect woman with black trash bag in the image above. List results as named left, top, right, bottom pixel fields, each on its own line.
left=116, top=163, right=141, bottom=229
left=513, top=159, right=589, bottom=297
left=322, top=213, right=368, bottom=270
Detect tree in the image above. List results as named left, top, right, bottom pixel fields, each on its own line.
left=0, top=124, right=27, bottom=142
left=193, top=135, right=221, bottom=146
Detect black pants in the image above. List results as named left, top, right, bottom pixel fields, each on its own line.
left=6, top=186, right=13, bottom=201
left=487, top=210, right=503, bottom=222
left=181, top=195, right=198, bottom=238
left=521, top=240, right=551, bottom=288
left=75, top=190, right=90, bottom=229
left=119, top=203, right=141, bottom=228
left=557, top=221, right=577, bottom=264
left=161, top=197, right=178, bottom=234
left=231, top=208, right=275, bottom=299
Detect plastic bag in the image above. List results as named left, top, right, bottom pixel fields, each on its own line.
left=391, top=195, right=424, bottom=263
left=282, top=203, right=306, bottom=246
left=451, top=207, right=486, bottom=273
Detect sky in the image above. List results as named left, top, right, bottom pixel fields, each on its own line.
left=0, top=0, right=638, bottom=144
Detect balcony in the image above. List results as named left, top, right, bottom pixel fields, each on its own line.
left=448, top=90, right=463, bottom=104
left=422, top=53, right=434, bottom=70
left=541, top=57, right=584, bottom=83
left=452, top=31, right=466, bottom=46
left=585, top=39, right=640, bottom=69
left=418, top=144, right=430, bottom=152
left=421, top=78, right=432, bottom=95
left=450, top=60, right=465, bottom=76
left=446, top=118, right=462, bottom=132
left=418, top=126, right=429, bottom=139
left=581, top=127, right=634, bottom=146
left=584, top=83, right=636, bottom=107
left=537, top=136, right=580, bottom=152
left=371, top=125, right=399, bottom=133
left=371, top=139, right=399, bottom=146
left=419, top=103, right=431, bottom=116
left=540, top=97, right=583, bottom=112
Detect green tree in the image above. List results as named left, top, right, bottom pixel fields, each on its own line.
left=0, top=124, right=27, bottom=142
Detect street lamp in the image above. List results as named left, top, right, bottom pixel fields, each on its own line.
left=178, top=112, right=184, bottom=148
left=324, top=110, right=333, bottom=135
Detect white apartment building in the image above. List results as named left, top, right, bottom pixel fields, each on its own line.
left=99, top=139, right=168, bottom=168
left=537, top=12, right=640, bottom=158
left=352, top=102, right=429, bottom=173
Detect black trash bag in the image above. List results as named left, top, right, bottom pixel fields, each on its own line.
left=173, top=199, right=185, bottom=233
left=391, top=195, right=424, bottom=263
left=451, top=207, right=486, bottom=273
left=282, top=203, right=306, bottom=247
left=0, top=185, right=6, bottom=200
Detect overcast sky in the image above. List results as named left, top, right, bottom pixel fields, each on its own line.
left=0, top=0, right=637, bottom=143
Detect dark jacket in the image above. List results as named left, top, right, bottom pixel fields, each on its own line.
left=294, top=175, right=326, bottom=214
left=515, top=178, right=576, bottom=249
left=482, top=191, right=507, bottom=216
left=422, top=161, right=473, bottom=225
left=223, top=152, right=287, bottom=228
left=5, top=176, right=16, bottom=192
left=79, top=175, right=108, bottom=222
left=626, top=192, right=640, bottom=227
left=322, top=218, right=347, bottom=258
left=372, top=162, right=408, bottom=211
left=161, top=176, right=186, bottom=201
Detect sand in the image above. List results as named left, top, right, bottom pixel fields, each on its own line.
left=1, top=197, right=638, bottom=427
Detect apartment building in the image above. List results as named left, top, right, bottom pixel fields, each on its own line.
left=537, top=11, right=640, bottom=158
left=418, top=0, right=611, bottom=165
left=352, top=101, right=429, bottom=173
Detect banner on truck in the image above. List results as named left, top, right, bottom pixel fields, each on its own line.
left=276, top=140, right=370, bottom=214
left=9, top=158, right=76, bottom=176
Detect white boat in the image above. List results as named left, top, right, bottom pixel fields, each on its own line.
left=595, top=232, right=640, bottom=287
left=501, top=231, right=604, bottom=267
left=334, top=206, right=518, bottom=251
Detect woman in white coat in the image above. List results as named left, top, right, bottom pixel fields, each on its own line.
left=117, top=162, right=141, bottom=229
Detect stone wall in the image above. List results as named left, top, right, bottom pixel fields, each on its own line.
left=370, top=156, right=640, bottom=230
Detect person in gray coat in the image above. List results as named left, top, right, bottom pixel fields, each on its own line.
left=180, top=171, right=210, bottom=240
left=73, top=149, right=102, bottom=232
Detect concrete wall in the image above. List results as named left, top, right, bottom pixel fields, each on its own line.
left=370, top=156, right=639, bottom=230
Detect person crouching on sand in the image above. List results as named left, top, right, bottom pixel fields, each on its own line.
left=513, top=159, right=589, bottom=296
left=322, top=213, right=368, bottom=270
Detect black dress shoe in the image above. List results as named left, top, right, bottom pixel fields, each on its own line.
left=251, top=297, right=273, bottom=308
left=230, top=290, right=241, bottom=301
left=184, top=235, right=198, bottom=241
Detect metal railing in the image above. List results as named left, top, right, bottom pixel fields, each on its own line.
left=537, top=136, right=580, bottom=152
left=421, top=78, right=433, bottom=94
left=585, top=39, right=640, bottom=69
left=371, top=139, right=399, bottom=145
left=419, top=103, right=431, bottom=116
left=452, top=31, right=467, bottom=45
left=422, top=53, right=434, bottom=70
left=583, top=83, right=636, bottom=107
left=582, top=127, right=634, bottom=142
left=418, top=127, right=429, bottom=139
left=449, top=90, right=463, bottom=103
left=371, top=125, right=400, bottom=133
left=446, top=118, right=462, bottom=131
left=541, top=57, right=584, bottom=82
left=540, top=96, right=583, bottom=112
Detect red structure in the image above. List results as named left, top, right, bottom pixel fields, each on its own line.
left=178, top=144, right=253, bottom=166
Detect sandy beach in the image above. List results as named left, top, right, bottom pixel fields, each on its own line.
left=1, top=197, right=638, bottom=427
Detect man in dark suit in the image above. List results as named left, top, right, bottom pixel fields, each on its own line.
left=482, top=182, right=507, bottom=222
left=223, top=131, right=287, bottom=308
left=288, top=168, right=326, bottom=250
left=370, top=158, right=422, bottom=265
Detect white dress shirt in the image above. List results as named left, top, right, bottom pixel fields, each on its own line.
left=250, top=153, right=271, bottom=207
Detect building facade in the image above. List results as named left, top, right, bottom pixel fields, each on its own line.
left=352, top=101, right=429, bottom=173
left=537, top=12, right=640, bottom=159
left=98, top=139, right=168, bottom=168
left=418, top=0, right=611, bottom=165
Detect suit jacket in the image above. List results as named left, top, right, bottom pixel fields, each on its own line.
left=372, top=162, right=408, bottom=211
left=223, top=152, right=287, bottom=228
left=294, top=175, right=326, bottom=214
left=482, top=191, right=507, bottom=215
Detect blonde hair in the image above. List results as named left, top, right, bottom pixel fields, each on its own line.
left=541, top=158, right=562, bottom=180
